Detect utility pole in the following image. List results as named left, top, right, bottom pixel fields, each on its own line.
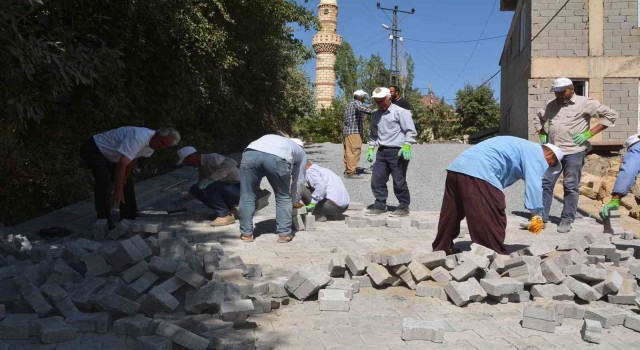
left=377, top=2, right=414, bottom=86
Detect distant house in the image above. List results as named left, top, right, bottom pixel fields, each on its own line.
left=499, top=0, right=640, bottom=146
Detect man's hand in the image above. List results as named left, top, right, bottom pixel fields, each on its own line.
left=198, top=179, right=214, bottom=190
left=306, top=203, right=316, bottom=212
left=528, top=216, right=544, bottom=235
left=599, top=198, right=621, bottom=219
left=572, top=130, right=594, bottom=146
left=398, top=143, right=412, bottom=160
left=539, top=131, right=548, bottom=144
left=110, top=190, right=125, bottom=208
left=293, top=202, right=304, bottom=209
left=366, top=146, right=375, bottom=163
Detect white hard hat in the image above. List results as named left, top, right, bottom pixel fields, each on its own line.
left=353, top=89, right=367, bottom=97
left=371, top=87, right=391, bottom=98
left=176, top=146, right=197, bottom=165
left=290, top=138, right=304, bottom=148
left=550, top=77, right=573, bottom=92
left=544, top=143, right=564, bottom=162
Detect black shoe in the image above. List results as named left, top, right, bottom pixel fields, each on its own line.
left=390, top=207, right=409, bottom=217
left=366, top=204, right=387, bottom=215
left=343, top=173, right=363, bottom=179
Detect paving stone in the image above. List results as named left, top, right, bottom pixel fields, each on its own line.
left=82, top=252, right=113, bottom=277
left=327, top=256, right=346, bottom=277
left=67, top=277, right=106, bottom=310
left=521, top=302, right=556, bottom=333
left=346, top=217, right=366, bottom=228
left=118, top=238, right=145, bottom=265
left=592, top=271, right=623, bottom=296
left=212, top=331, right=257, bottom=350
left=480, top=277, right=524, bottom=297
left=407, top=260, right=431, bottom=282
left=318, top=289, right=350, bottom=311
left=367, top=263, right=393, bottom=286
left=326, top=278, right=359, bottom=298
left=154, top=320, right=209, bottom=350
left=285, top=266, right=331, bottom=300
left=249, top=295, right=271, bottom=314
left=569, top=249, right=588, bottom=265
left=563, top=264, right=607, bottom=283
left=581, top=319, right=602, bottom=344
left=584, top=307, right=629, bottom=328
left=415, top=220, right=435, bottom=230
left=96, top=292, right=140, bottom=316
left=457, top=254, right=490, bottom=269
left=444, top=279, right=486, bottom=307
left=608, top=279, right=638, bottom=305
left=185, top=281, right=224, bottom=313
left=391, top=264, right=416, bottom=289
left=418, top=251, right=447, bottom=269
left=175, top=268, right=207, bottom=289
left=385, top=217, right=402, bottom=228
left=489, top=254, right=509, bottom=273
left=159, top=237, right=188, bottom=259
left=559, top=301, right=584, bottom=319
left=65, top=312, right=110, bottom=333
left=540, top=260, right=565, bottom=284
left=431, top=266, right=452, bottom=284
left=543, top=251, right=574, bottom=269
left=155, top=276, right=185, bottom=294
left=93, top=220, right=108, bottom=240
left=267, top=277, right=288, bottom=297
left=114, top=314, right=152, bottom=337
left=450, top=261, right=480, bottom=282
left=371, top=249, right=412, bottom=266
left=122, top=260, right=149, bottom=283
left=507, top=259, right=546, bottom=286
left=219, top=299, right=254, bottom=324
left=347, top=202, right=364, bottom=210
left=350, top=275, right=373, bottom=288
left=586, top=255, right=606, bottom=264
left=33, top=316, right=77, bottom=343
left=365, top=217, right=386, bottom=227
left=0, top=266, right=17, bottom=281
left=0, top=313, right=39, bottom=339
left=142, top=287, right=180, bottom=314
left=128, top=271, right=160, bottom=297
left=625, top=314, right=640, bottom=332
left=138, top=335, right=172, bottom=350
left=562, top=276, right=602, bottom=301
left=415, top=281, right=447, bottom=300
left=401, top=318, right=444, bottom=342
left=530, top=284, right=574, bottom=301
left=345, top=254, right=367, bottom=276
left=303, top=213, right=316, bottom=231
left=588, top=242, right=616, bottom=257
left=13, top=276, right=55, bottom=316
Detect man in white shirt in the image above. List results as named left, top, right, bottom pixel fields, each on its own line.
left=302, top=161, right=350, bottom=221
left=80, top=126, right=180, bottom=227
left=238, top=135, right=307, bottom=243
left=175, top=146, right=240, bottom=227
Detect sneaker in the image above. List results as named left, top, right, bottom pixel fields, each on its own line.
left=557, top=220, right=572, bottom=233
left=343, top=173, right=363, bottom=179
left=240, top=235, right=254, bottom=242
left=390, top=207, right=409, bottom=217
left=366, top=205, right=387, bottom=215
left=210, top=214, right=235, bottom=227
left=277, top=235, right=293, bottom=243
left=519, top=221, right=547, bottom=229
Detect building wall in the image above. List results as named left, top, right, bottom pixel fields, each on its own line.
left=603, top=0, right=640, bottom=56
left=531, top=0, right=589, bottom=57
left=602, top=78, right=639, bottom=141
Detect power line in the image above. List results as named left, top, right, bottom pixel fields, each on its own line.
left=404, top=35, right=507, bottom=44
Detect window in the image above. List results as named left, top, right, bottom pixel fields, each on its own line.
left=519, top=4, right=526, bottom=52
left=571, top=79, right=589, bottom=96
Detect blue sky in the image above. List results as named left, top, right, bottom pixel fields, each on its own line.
left=292, top=0, right=516, bottom=103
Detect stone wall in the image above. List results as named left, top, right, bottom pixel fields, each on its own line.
left=531, top=0, right=589, bottom=57
left=602, top=78, right=639, bottom=142
left=603, top=0, right=640, bottom=56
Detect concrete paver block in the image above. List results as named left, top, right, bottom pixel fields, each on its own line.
left=33, top=316, right=77, bottom=344
left=584, top=307, right=629, bottom=328
left=450, top=261, right=479, bottom=282
left=304, top=213, right=316, bottom=231
left=385, top=217, right=403, bottom=228
left=185, top=281, right=224, bottom=313
left=154, top=276, right=185, bottom=294
left=581, top=319, right=602, bottom=344
left=219, top=299, right=254, bottom=324
left=367, top=263, right=393, bottom=286
left=407, top=260, right=431, bottom=282
left=563, top=264, right=607, bottom=283
left=127, top=271, right=159, bottom=297
left=65, top=312, right=111, bottom=333
left=114, top=314, right=153, bottom=337
left=267, top=277, right=288, bottom=297
left=0, top=314, right=39, bottom=339
left=13, top=276, right=54, bottom=316
left=292, top=214, right=305, bottom=231
left=143, top=287, right=180, bottom=314
left=326, top=278, right=359, bottom=298
left=366, top=217, right=386, bottom=227
left=416, top=281, right=447, bottom=300
left=392, top=264, right=417, bottom=290
left=608, top=279, right=638, bottom=305
left=562, top=276, right=602, bottom=301
left=592, top=271, right=623, bottom=296
left=417, top=251, right=447, bottom=269
left=347, top=202, right=364, bottom=210
left=213, top=331, right=257, bottom=350
left=328, top=256, right=346, bottom=277
left=350, top=275, right=373, bottom=288
left=588, top=242, right=616, bottom=257
left=130, top=235, right=153, bottom=259
left=122, top=260, right=149, bottom=283
left=507, top=259, right=546, bottom=286
left=480, top=277, right=524, bottom=297
left=431, top=266, right=452, bottom=284
left=285, top=266, right=331, bottom=300
left=96, top=292, right=140, bottom=316
left=345, top=254, right=367, bottom=276
left=401, top=318, right=444, bottom=342
left=559, top=301, right=584, bottom=319
left=155, top=320, right=209, bottom=350
left=138, top=335, right=172, bottom=350
left=625, top=314, right=640, bottom=332
left=318, top=289, right=350, bottom=311
left=522, top=302, right=556, bottom=333
left=175, top=268, right=207, bottom=289
left=444, top=279, right=486, bottom=306
left=540, top=260, right=565, bottom=284
left=371, top=249, right=411, bottom=266
left=530, top=284, right=574, bottom=301
left=93, top=220, right=108, bottom=240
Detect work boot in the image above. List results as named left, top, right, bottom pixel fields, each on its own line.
left=366, top=204, right=387, bottom=215
left=210, top=214, right=235, bottom=227
left=557, top=220, right=572, bottom=233
left=343, top=173, right=363, bottom=179
left=277, top=235, right=293, bottom=243
left=240, top=234, right=254, bottom=242
left=390, top=206, right=410, bottom=217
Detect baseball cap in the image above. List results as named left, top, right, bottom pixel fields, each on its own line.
left=176, top=146, right=197, bottom=165
left=353, top=89, right=367, bottom=97
left=290, top=138, right=304, bottom=148
left=371, top=87, right=391, bottom=98
left=550, top=77, right=573, bottom=92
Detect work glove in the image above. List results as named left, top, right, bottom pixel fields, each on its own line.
left=539, top=131, right=548, bottom=144
left=305, top=203, right=316, bottom=212
left=398, top=143, right=413, bottom=160
left=599, top=198, right=621, bottom=219
left=528, top=215, right=544, bottom=235
left=198, top=179, right=214, bottom=190
left=572, top=130, right=594, bottom=146
left=366, top=146, right=375, bottom=163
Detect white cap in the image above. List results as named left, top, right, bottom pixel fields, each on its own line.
left=353, top=89, right=367, bottom=97
left=550, top=77, right=573, bottom=92
left=176, top=146, right=197, bottom=165
left=624, top=134, right=640, bottom=148
left=371, top=87, right=391, bottom=98
left=290, top=138, right=304, bottom=148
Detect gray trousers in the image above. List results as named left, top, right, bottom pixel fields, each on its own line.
left=301, top=187, right=347, bottom=219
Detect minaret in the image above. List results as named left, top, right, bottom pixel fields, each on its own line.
left=312, top=0, right=342, bottom=109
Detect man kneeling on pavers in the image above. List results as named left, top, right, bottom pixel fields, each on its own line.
left=176, top=146, right=240, bottom=227
left=432, top=136, right=564, bottom=254
left=302, top=161, right=350, bottom=221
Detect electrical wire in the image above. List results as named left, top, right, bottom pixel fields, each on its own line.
left=404, top=35, right=507, bottom=44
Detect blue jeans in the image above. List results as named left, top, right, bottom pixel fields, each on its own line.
left=542, top=151, right=585, bottom=223
left=189, top=182, right=240, bottom=217
left=612, top=142, right=640, bottom=195
left=239, top=150, right=292, bottom=237
left=371, top=147, right=410, bottom=208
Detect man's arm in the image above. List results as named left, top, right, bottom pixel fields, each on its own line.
left=398, top=109, right=417, bottom=144
left=368, top=114, right=379, bottom=146
left=203, top=157, right=237, bottom=183
left=533, top=107, right=546, bottom=134
left=290, top=152, right=307, bottom=203
left=522, top=160, right=545, bottom=215
left=356, top=100, right=373, bottom=115
left=306, top=169, right=327, bottom=203
left=611, top=147, right=640, bottom=198
left=111, top=155, right=133, bottom=207
left=587, top=100, right=618, bottom=136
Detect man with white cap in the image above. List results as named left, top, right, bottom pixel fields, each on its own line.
left=342, top=89, right=373, bottom=178
left=366, top=87, right=417, bottom=216
left=432, top=136, right=564, bottom=254
left=238, top=134, right=307, bottom=243
left=175, top=147, right=240, bottom=226
left=600, top=134, right=640, bottom=219
left=533, top=77, right=618, bottom=233
left=302, top=160, right=350, bottom=221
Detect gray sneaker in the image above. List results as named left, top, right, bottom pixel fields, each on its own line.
left=557, top=220, right=572, bottom=233
left=390, top=207, right=409, bottom=217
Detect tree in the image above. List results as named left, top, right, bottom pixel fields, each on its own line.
left=454, top=84, right=500, bottom=136
left=358, top=54, right=389, bottom=94
left=416, top=96, right=457, bottom=142
left=334, top=42, right=358, bottom=100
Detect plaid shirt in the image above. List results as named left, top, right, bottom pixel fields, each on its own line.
left=342, top=100, right=373, bottom=138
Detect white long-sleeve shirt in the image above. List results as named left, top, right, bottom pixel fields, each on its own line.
left=199, top=153, right=240, bottom=184
left=305, top=164, right=350, bottom=208
left=93, top=126, right=155, bottom=162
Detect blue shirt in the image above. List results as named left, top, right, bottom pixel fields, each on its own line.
left=447, top=136, right=549, bottom=213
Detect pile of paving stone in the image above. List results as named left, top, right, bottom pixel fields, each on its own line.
left=0, top=220, right=293, bottom=349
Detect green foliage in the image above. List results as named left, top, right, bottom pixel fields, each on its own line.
left=358, top=54, right=389, bottom=94
left=455, top=83, right=500, bottom=136
left=294, top=99, right=344, bottom=143
left=0, top=0, right=318, bottom=225
left=334, top=42, right=358, bottom=100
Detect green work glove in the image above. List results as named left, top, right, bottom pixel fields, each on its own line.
left=198, top=179, right=214, bottom=190
left=599, top=198, right=621, bottom=219
left=539, top=131, right=548, bottom=144
left=366, top=146, right=375, bottom=163
left=572, top=130, right=594, bottom=146
left=305, top=203, right=316, bottom=212
left=398, top=143, right=413, bottom=160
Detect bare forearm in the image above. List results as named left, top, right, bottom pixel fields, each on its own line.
left=590, top=124, right=607, bottom=135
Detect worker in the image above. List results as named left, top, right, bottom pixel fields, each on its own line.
left=302, top=161, right=350, bottom=221
left=389, top=85, right=413, bottom=112
left=342, top=90, right=373, bottom=179
left=432, top=136, right=564, bottom=254
left=238, top=135, right=307, bottom=243
left=600, top=134, right=640, bottom=219
left=80, top=126, right=180, bottom=228
left=175, top=146, right=240, bottom=227
left=534, top=77, right=618, bottom=233
left=366, top=87, right=417, bottom=217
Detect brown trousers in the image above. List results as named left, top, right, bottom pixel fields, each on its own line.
left=432, top=171, right=507, bottom=254
left=343, top=134, right=362, bottom=175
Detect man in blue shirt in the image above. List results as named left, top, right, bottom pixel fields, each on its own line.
left=600, top=134, right=640, bottom=219
left=432, top=136, right=563, bottom=254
